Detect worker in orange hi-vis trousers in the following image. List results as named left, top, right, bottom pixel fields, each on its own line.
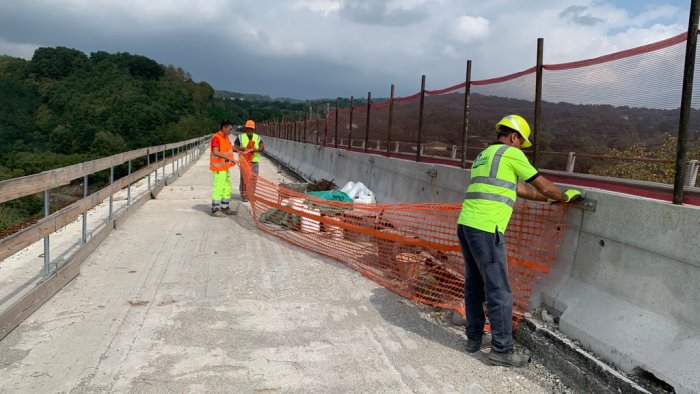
left=234, top=119, right=265, bottom=202
left=209, top=120, right=238, bottom=217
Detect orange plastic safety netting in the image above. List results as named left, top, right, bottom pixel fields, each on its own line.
left=239, top=159, right=568, bottom=322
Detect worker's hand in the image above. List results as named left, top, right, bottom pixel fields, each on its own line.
left=564, top=189, right=582, bottom=202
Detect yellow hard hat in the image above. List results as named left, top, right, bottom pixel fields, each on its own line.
left=495, top=115, right=532, bottom=148
left=245, top=119, right=256, bottom=129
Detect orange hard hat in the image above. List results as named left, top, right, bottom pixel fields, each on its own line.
left=244, top=120, right=256, bottom=129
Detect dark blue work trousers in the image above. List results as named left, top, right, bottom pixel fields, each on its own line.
left=457, top=224, right=514, bottom=354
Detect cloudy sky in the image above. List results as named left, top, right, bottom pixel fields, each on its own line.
left=0, top=0, right=691, bottom=99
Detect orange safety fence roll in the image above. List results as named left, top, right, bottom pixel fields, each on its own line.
left=239, top=159, right=568, bottom=325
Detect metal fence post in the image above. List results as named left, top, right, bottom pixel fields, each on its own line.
left=147, top=152, right=152, bottom=191
left=416, top=75, right=426, bottom=162
left=43, top=190, right=50, bottom=275
left=364, top=91, right=371, bottom=153
left=533, top=38, right=544, bottom=166
left=335, top=98, right=339, bottom=149
left=323, top=102, right=330, bottom=145
left=108, top=166, right=114, bottom=220
left=462, top=60, right=472, bottom=168
left=82, top=175, right=88, bottom=244
left=348, top=96, right=354, bottom=150
left=673, top=0, right=700, bottom=204
left=386, top=84, right=395, bottom=157
left=161, top=149, right=166, bottom=183
left=127, top=160, right=132, bottom=206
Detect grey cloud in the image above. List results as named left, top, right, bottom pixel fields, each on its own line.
left=338, top=0, right=428, bottom=27
left=560, top=5, right=603, bottom=26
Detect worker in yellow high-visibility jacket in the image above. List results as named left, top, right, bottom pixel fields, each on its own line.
left=234, top=119, right=265, bottom=202
left=458, top=114, right=581, bottom=367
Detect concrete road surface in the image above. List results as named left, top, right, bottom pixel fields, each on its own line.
left=0, top=153, right=569, bottom=393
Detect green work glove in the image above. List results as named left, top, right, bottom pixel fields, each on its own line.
left=564, top=189, right=582, bottom=202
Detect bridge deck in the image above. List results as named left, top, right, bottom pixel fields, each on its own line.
left=0, top=155, right=563, bottom=393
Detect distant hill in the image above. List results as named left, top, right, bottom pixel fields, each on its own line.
left=215, top=90, right=294, bottom=102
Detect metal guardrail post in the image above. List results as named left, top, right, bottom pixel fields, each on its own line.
left=82, top=175, right=88, bottom=244
left=147, top=152, right=152, bottom=191
left=108, top=166, right=114, bottom=220
left=566, top=152, right=576, bottom=173
left=161, top=149, right=166, bottom=182
left=127, top=160, right=132, bottom=206
left=171, top=148, right=175, bottom=174
left=43, top=190, right=50, bottom=276
left=686, top=159, right=699, bottom=187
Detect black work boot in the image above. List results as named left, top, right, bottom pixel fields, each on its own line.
left=487, top=350, right=531, bottom=367
left=465, top=333, right=492, bottom=353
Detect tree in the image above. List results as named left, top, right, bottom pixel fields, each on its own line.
left=30, top=47, right=90, bottom=80
left=589, top=134, right=700, bottom=185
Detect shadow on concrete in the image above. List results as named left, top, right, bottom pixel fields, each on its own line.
left=192, top=204, right=212, bottom=215
left=369, top=287, right=491, bottom=365
left=230, top=202, right=261, bottom=232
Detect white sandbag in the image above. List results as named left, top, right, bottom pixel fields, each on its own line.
left=339, top=181, right=356, bottom=195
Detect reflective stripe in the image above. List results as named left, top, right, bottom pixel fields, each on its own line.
left=490, top=145, right=510, bottom=178
left=505, top=115, right=520, bottom=133
left=209, top=162, right=230, bottom=170
left=464, top=192, right=515, bottom=208
left=468, top=176, right=517, bottom=192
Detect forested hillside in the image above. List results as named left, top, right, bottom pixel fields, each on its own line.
left=0, top=47, right=334, bottom=231
left=0, top=47, right=217, bottom=180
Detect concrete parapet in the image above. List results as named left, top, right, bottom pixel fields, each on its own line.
left=264, top=138, right=700, bottom=393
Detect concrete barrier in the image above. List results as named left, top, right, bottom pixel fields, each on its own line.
left=264, top=137, right=700, bottom=394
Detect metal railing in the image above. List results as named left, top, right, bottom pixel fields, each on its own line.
left=0, top=135, right=210, bottom=340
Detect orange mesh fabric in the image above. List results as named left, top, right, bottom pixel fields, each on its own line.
left=239, top=159, right=568, bottom=323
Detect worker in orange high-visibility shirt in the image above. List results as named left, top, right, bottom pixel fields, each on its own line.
left=234, top=119, right=265, bottom=202
left=210, top=120, right=238, bottom=217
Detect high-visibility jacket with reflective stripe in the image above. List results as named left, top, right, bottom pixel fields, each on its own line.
left=458, top=143, right=536, bottom=234
left=239, top=133, right=261, bottom=163
left=209, top=132, right=234, bottom=172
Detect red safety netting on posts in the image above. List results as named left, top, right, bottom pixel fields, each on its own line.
left=367, top=99, right=391, bottom=153
left=337, top=108, right=351, bottom=148
left=351, top=104, right=368, bottom=151
left=423, top=83, right=467, bottom=162
left=540, top=33, right=689, bottom=176
left=389, top=92, right=422, bottom=157
left=469, top=68, right=537, bottom=162
left=239, top=159, right=569, bottom=323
